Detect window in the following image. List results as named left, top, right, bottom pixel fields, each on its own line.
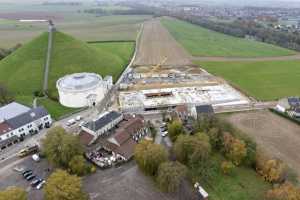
left=44, top=117, right=48, bottom=121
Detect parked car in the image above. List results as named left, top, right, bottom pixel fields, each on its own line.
left=160, top=126, right=167, bottom=132
left=76, top=116, right=82, bottom=121
left=32, top=154, right=40, bottom=162
left=31, top=178, right=42, bottom=187
left=66, top=119, right=76, bottom=126
left=18, top=145, right=39, bottom=157
left=22, top=169, right=32, bottom=176
left=36, top=180, right=46, bottom=190
left=23, top=171, right=33, bottom=178
left=26, top=174, right=36, bottom=181
left=161, top=131, right=168, bottom=137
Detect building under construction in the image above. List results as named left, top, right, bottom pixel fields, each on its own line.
left=119, top=84, right=249, bottom=113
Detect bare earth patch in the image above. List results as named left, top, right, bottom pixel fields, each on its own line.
left=133, top=19, right=192, bottom=66
left=225, top=110, right=300, bottom=176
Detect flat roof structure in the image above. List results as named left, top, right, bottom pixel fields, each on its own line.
left=57, top=73, right=102, bottom=92
left=119, top=85, right=249, bottom=112
left=0, top=102, right=31, bottom=121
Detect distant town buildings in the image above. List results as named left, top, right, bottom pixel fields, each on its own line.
left=0, top=102, right=52, bottom=150
left=56, top=72, right=113, bottom=108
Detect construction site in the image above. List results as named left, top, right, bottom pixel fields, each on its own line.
left=118, top=19, right=250, bottom=113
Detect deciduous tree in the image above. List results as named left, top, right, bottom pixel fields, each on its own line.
left=221, top=161, right=235, bottom=175
left=134, top=140, right=168, bottom=176
left=44, top=170, right=88, bottom=200
left=42, top=126, right=83, bottom=168
left=266, top=182, right=300, bottom=200
left=157, top=161, right=187, bottom=193
left=68, top=155, right=89, bottom=176
left=0, top=187, right=27, bottom=200
left=168, top=120, right=184, bottom=142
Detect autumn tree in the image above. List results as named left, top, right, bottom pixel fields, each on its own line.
left=44, top=169, right=88, bottom=200
left=221, top=161, right=235, bottom=175
left=168, top=120, right=184, bottom=142
left=134, top=140, right=168, bottom=176
left=259, top=159, right=286, bottom=183
left=223, top=132, right=247, bottom=166
left=68, top=155, right=90, bottom=176
left=173, top=133, right=211, bottom=166
left=266, top=182, right=300, bottom=200
left=157, top=161, right=187, bottom=193
left=42, top=126, right=84, bottom=168
left=0, top=187, right=27, bottom=200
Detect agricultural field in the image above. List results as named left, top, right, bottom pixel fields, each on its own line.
left=0, top=31, right=134, bottom=118
left=161, top=18, right=296, bottom=57
left=224, top=110, right=300, bottom=177
left=0, top=6, right=150, bottom=48
left=197, top=60, right=300, bottom=100
left=133, top=19, right=192, bottom=66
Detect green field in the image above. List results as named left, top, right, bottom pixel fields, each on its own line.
left=202, top=154, right=270, bottom=200
left=197, top=60, right=300, bottom=100
left=161, top=18, right=295, bottom=57
left=0, top=31, right=134, bottom=118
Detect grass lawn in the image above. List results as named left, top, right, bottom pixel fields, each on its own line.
left=194, top=154, right=270, bottom=200
left=197, top=60, right=300, bottom=100
left=161, top=18, right=295, bottom=57
left=0, top=32, right=134, bottom=118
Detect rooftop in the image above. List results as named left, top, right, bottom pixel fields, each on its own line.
left=84, top=111, right=122, bottom=132
left=0, top=102, right=31, bottom=121
left=57, top=72, right=102, bottom=91
left=7, top=106, right=49, bottom=129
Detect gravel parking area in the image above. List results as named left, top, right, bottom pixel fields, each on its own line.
left=0, top=157, right=51, bottom=200
left=84, top=161, right=177, bottom=200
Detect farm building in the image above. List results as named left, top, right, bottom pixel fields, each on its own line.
left=56, top=72, right=113, bottom=108
left=0, top=103, right=52, bottom=150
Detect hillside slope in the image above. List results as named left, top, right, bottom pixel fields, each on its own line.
left=0, top=31, right=134, bottom=117
left=161, top=18, right=296, bottom=57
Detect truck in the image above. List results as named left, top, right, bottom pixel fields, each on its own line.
left=18, top=145, right=39, bottom=158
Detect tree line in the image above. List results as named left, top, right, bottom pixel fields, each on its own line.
left=135, top=114, right=300, bottom=200
left=169, top=13, right=300, bottom=52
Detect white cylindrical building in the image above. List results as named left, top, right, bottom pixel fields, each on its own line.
left=56, top=73, right=108, bottom=108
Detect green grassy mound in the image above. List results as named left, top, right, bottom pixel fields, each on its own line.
left=197, top=60, right=300, bottom=100
left=161, top=18, right=295, bottom=57
left=0, top=31, right=134, bottom=118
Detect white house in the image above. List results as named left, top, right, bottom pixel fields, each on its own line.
left=80, top=111, right=123, bottom=145
left=0, top=106, right=52, bottom=150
